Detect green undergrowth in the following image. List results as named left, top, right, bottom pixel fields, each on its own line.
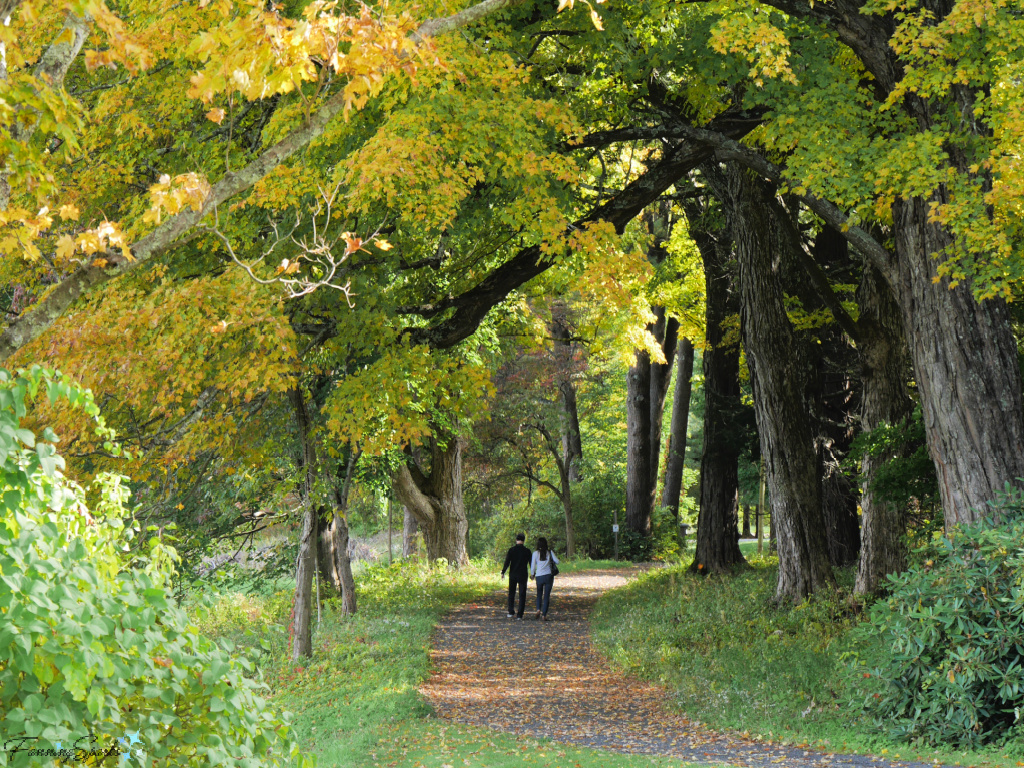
left=193, top=558, right=703, bottom=768
left=589, top=554, right=1023, bottom=768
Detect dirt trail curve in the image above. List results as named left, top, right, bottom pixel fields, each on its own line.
left=420, top=568, right=948, bottom=768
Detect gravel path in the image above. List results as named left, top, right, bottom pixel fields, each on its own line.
left=420, top=568, right=950, bottom=768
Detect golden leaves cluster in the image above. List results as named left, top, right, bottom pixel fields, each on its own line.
left=15, top=268, right=298, bottom=483
left=143, top=173, right=213, bottom=226
left=187, top=0, right=426, bottom=119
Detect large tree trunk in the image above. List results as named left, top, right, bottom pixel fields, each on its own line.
left=797, top=225, right=862, bottom=569
left=626, top=204, right=679, bottom=538
left=729, top=170, right=834, bottom=601
left=551, top=302, right=584, bottom=483
left=393, top=432, right=469, bottom=565
left=320, top=450, right=358, bottom=614
left=661, top=337, right=695, bottom=519
left=690, top=213, right=745, bottom=574
left=288, top=386, right=317, bottom=660
left=855, top=266, right=914, bottom=594
left=625, top=353, right=654, bottom=536
left=321, top=511, right=356, bottom=612
left=650, top=310, right=680, bottom=495
left=889, top=197, right=1024, bottom=527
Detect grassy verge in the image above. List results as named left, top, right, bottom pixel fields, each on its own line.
left=558, top=558, right=635, bottom=573
left=588, top=554, right=1023, bottom=768
left=193, top=558, right=701, bottom=768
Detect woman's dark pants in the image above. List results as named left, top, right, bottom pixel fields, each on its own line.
left=535, top=573, right=553, bottom=615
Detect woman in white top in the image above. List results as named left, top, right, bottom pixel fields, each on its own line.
left=529, top=537, right=559, bottom=621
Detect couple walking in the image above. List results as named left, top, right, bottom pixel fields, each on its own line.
left=501, top=533, right=560, bottom=621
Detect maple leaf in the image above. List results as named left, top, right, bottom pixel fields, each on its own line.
left=375, top=239, right=394, bottom=251
left=209, top=320, right=232, bottom=333
left=56, top=235, right=77, bottom=261
left=206, top=107, right=226, bottom=124
left=590, top=9, right=604, bottom=30
left=343, top=235, right=364, bottom=256
left=58, top=204, right=80, bottom=221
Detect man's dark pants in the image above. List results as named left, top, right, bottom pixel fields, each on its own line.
left=508, top=577, right=528, bottom=617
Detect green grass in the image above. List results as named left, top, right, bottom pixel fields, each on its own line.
left=589, top=554, right=1024, bottom=768
left=558, top=558, right=634, bottom=573
left=193, top=558, right=702, bottom=768
left=738, top=540, right=768, bottom=556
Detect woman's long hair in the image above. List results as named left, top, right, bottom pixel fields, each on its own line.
left=537, top=536, right=549, bottom=561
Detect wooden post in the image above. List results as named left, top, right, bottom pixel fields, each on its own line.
left=757, top=457, right=766, bottom=554
left=387, top=496, right=393, bottom=566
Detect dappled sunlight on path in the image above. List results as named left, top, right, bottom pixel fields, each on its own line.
left=421, top=568, right=951, bottom=768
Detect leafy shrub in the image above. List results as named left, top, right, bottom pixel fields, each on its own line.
left=848, top=489, right=1024, bottom=748
left=847, top=406, right=940, bottom=527
left=0, top=368, right=309, bottom=767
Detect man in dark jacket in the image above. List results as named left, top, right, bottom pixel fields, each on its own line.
left=501, top=533, right=531, bottom=619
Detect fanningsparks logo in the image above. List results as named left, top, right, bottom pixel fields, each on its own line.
left=3, top=729, right=151, bottom=765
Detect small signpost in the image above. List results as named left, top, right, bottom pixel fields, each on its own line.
left=613, top=511, right=620, bottom=560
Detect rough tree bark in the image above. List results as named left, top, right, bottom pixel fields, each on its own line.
left=661, top=337, right=695, bottom=520
left=625, top=350, right=654, bottom=536
left=688, top=200, right=745, bottom=574
left=774, top=202, right=909, bottom=585
left=288, top=386, right=318, bottom=660
left=626, top=205, right=678, bottom=537
left=320, top=449, right=357, bottom=614
left=797, top=224, right=862, bottom=568
left=650, top=310, right=680, bottom=494
left=855, top=265, right=913, bottom=594
left=392, top=432, right=469, bottom=565
left=889, top=197, right=1024, bottom=526
left=727, top=169, right=834, bottom=600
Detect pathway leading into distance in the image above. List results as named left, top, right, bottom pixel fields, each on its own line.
left=420, top=568, right=949, bottom=768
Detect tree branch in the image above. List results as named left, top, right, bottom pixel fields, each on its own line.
left=766, top=195, right=865, bottom=344
left=675, top=123, right=894, bottom=276
left=393, top=463, right=436, bottom=526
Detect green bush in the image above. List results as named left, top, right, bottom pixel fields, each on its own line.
left=849, top=489, right=1024, bottom=748
left=0, top=368, right=309, bottom=767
